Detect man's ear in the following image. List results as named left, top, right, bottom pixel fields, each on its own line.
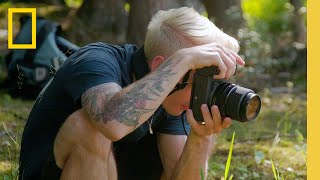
left=150, top=56, right=165, bottom=71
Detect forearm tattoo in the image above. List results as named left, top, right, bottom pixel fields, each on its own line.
left=82, top=59, right=178, bottom=127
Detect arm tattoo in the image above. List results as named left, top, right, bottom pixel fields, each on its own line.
left=82, top=59, right=178, bottom=127
left=82, top=84, right=121, bottom=123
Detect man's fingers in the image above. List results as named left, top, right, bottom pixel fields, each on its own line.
left=211, top=105, right=223, bottom=133
left=186, top=109, right=200, bottom=131
left=225, top=50, right=237, bottom=76
left=216, top=43, right=244, bottom=66
left=200, top=104, right=214, bottom=129
left=228, top=50, right=245, bottom=66
left=222, top=117, right=232, bottom=129
left=214, top=49, right=235, bottom=80
left=212, top=52, right=227, bottom=79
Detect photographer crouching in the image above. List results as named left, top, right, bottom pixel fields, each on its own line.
left=19, top=7, right=259, bottom=180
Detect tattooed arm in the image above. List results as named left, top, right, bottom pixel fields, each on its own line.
left=81, top=43, right=244, bottom=141
left=81, top=54, right=189, bottom=141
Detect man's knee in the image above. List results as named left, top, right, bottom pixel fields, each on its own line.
left=54, top=109, right=113, bottom=168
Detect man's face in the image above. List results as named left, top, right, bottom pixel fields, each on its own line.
left=162, top=71, right=195, bottom=116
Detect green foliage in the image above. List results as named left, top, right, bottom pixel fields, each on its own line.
left=239, top=0, right=306, bottom=87
left=0, top=1, right=11, bottom=18
left=237, top=27, right=272, bottom=73
left=201, top=11, right=208, bottom=18
left=65, top=0, right=83, bottom=8
left=200, top=168, right=205, bottom=180
left=242, top=0, right=293, bottom=35
left=124, top=2, right=130, bottom=13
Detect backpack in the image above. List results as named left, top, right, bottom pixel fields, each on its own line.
left=4, top=16, right=79, bottom=98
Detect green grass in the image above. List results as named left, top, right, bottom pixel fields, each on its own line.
left=0, top=92, right=33, bottom=179
left=0, top=89, right=306, bottom=179
left=207, top=89, right=306, bottom=180
left=271, top=157, right=280, bottom=180
left=224, top=132, right=235, bottom=180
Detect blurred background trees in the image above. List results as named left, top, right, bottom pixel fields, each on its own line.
left=6, top=0, right=306, bottom=88
left=1, top=0, right=307, bottom=136
left=62, top=0, right=306, bottom=92
left=1, top=0, right=307, bottom=132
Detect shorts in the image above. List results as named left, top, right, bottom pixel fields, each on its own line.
left=41, top=107, right=190, bottom=180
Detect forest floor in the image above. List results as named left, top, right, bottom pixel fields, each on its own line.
left=0, top=2, right=306, bottom=180
left=0, top=89, right=307, bottom=180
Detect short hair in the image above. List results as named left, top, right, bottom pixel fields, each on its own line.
left=144, top=7, right=240, bottom=61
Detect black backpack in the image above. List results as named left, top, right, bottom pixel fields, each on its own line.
left=4, top=16, right=79, bottom=98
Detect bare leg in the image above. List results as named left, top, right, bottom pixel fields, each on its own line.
left=53, top=109, right=117, bottom=180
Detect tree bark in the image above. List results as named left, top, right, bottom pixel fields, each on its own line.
left=65, top=0, right=128, bottom=45
left=290, top=0, right=306, bottom=44
left=202, top=0, right=243, bottom=37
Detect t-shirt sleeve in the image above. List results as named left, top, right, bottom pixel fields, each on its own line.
left=64, top=48, right=122, bottom=105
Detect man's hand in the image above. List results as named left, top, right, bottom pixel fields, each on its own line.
left=176, top=43, right=245, bottom=80
left=186, top=104, right=232, bottom=137
left=170, top=104, right=232, bottom=180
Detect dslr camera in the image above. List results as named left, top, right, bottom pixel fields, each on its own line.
left=190, top=66, right=261, bottom=123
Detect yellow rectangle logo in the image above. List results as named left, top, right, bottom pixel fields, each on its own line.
left=8, top=8, right=37, bottom=49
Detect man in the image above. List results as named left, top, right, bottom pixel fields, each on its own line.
left=19, top=7, right=244, bottom=180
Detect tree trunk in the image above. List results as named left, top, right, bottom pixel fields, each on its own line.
left=290, top=0, right=306, bottom=74
left=65, top=0, right=128, bottom=45
left=290, top=0, right=306, bottom=44
left=127, top=0, right=204, bottom=46
left=202, top=0, right=243, bottom=37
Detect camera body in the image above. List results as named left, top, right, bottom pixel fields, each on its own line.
left=190, top=66, right=261, bottom=123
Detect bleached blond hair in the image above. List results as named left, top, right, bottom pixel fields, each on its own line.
left=144, top=7, right=240, bottom=61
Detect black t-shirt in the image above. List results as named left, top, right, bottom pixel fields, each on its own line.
left=19, top=42, right=189, bottom=180
left=19, top=42, right=144, bottom=179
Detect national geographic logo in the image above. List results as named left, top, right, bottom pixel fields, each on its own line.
left=8, top=8, right=36, bottom=49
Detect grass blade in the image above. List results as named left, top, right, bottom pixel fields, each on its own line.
left=224, top=131, right=235, bottom=180
left=270, top=158, right=278, bottom=180
left=2, top=121, right=17, bottom=145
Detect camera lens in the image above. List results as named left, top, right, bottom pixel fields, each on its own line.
left=210, top=82, right=261, bottom=122
left=244, top=93, right=261, bottom=121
